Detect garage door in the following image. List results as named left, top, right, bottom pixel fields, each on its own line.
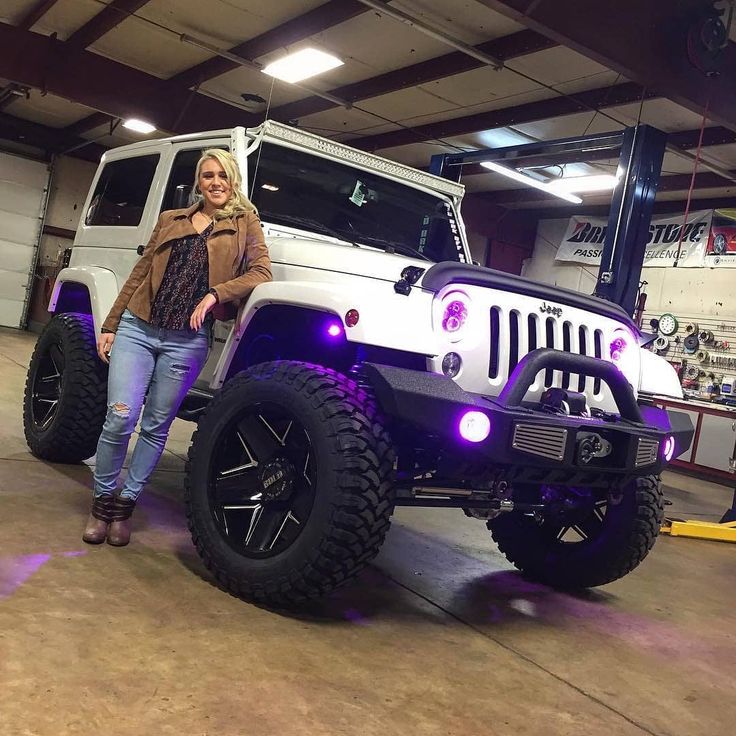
left=0, top=152, right=50, bottom=328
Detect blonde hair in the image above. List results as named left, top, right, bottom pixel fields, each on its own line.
left=193, top=148, right=256, bottom=220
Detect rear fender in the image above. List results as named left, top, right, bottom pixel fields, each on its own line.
left=49, top=266, right=119, bottom=334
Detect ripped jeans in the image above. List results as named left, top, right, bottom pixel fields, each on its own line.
left=93, top=310, right=209, bottom=501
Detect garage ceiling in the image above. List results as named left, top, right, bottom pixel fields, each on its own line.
left=2, top=0, right=736, bottom=212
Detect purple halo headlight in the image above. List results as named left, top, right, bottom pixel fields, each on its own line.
left=326, top=322, right=342, bottom=338
left=663, top=435, right=676, bottom=462
left=440, top=291, right=471, bottom=341
left=609, top=327, right=638, bottom=378
left=458, top=410, right=491, bottom=443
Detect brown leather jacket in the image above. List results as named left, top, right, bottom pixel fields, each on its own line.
left=102, top=203, right=272, bottom=332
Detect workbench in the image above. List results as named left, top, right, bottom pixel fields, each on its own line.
left=653, top=396, right=736, bottom=482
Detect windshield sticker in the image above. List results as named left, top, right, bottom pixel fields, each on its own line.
left=444, top=202, right=467, bottom=263
left=349, top=180, right=367, bottom=207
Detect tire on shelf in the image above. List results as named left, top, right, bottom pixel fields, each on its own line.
left=185, top=360, right=396, bottom=606
left=489, top=475, right=664, bottom=589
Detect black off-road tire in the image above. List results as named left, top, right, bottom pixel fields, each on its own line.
left=23, top=312, right=108, bottom=463
left=489, top=475, right=664, bottom=588
left=185, top=361, right=396, bottom=607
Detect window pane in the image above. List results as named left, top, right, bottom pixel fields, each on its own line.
left=161, top=146, right=229, bottom=213
left=86, top=154, right=159, bottom=227
left=247, top=143, right=465, bottom=263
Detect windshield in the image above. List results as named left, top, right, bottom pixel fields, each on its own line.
left=247, top=142, right=466, bottom=263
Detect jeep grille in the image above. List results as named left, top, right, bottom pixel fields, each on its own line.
left=489, top=307, right=605, bottom=397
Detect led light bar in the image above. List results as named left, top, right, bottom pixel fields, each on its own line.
left=480, top=160, right=582, bottom=204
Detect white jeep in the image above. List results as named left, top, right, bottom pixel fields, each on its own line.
left=23, top=121, right=693, bottom=605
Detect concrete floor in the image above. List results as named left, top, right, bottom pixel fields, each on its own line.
left=1, top=326, right=735, bottom=736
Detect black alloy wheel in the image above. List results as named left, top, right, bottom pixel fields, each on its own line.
left=23, top=312, right=108, bottom=463
left=31, top=338, right=64, bottom=431
left=209, top=401, right=316, bottom=558
left=489, top=475, right=664, bottom=588
left=185, top=361, right=396, bottom=606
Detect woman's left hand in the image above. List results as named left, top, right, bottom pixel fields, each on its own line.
left=190, top=292, right=217, bottom=331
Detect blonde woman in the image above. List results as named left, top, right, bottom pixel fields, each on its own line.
left=83, top=149, right=272, bottom=546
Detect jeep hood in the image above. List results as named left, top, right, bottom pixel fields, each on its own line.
left=265, top=235, right=431, bottom=283
left=419, top=262, right=637, bottom=330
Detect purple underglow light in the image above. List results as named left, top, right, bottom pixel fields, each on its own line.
left=458, top=410, right=491, bottom=443
left=0, top=553, right=51, bottom=600
left=663, top=435, right=676, bottom=462
left=326, top=322, right=342, bottom=338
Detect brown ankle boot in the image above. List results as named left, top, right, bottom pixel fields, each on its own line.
left=82, top=494, right=114, bottom=544
left=107, top=495, right=136, bottom=547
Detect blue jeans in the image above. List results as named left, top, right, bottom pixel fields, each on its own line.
left=93, top=310, right=209, bottom=501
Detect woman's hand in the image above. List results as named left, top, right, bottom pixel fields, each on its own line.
left=190, top=292, right=217, bottom=331
left=97, top=332, right=115, bottom=364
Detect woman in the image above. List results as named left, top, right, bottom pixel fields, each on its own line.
left=83, top=148, right=272, bottom=546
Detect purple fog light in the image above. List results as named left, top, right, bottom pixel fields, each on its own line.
left=458, top=410, right=491, bottom=443
left=326, top=322, right=342, bottom=338
left=663, top=435, right=676, bottom=462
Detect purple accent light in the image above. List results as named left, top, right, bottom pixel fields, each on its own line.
left=663, top=435, right=676, bottom=462
left=458, top=410, right=491, bottom=443
left=326, top=323, right=342, bottom=338
left=609, top=327, right=638, bottom=378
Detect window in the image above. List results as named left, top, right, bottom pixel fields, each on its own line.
left=86, top=154, right=159, bottom=227
left=160, top=146, right=229, bottom=213
left=247, top=143, right=465, bottom=263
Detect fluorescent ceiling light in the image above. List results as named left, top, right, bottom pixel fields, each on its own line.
left=123, top=118, right=156, bottom=134
left=480, top=160, right=582, bottom=204
left=262, top=48, right=343, bottom=83
left=548, top=174, right=620, bottom=194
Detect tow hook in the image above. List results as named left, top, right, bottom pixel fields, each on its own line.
left=576, top=432, right=612, bottom=465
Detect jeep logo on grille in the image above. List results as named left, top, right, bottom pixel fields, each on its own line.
left=540, top=301, right=563, bottom=318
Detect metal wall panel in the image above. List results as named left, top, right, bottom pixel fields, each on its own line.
left=0, top=152, right=49, bottom=327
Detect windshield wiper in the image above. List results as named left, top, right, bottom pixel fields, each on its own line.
left=260, top=212, right=359, bottom=247
left=355, top=235, right=432, bottom=262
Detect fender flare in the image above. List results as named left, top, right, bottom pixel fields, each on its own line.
left=49, top=266, right=119, bottom=333
left=210, top=280, right=438, bottom=388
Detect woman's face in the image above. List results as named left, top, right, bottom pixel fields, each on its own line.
left=198, top=157, right=232, bottom=211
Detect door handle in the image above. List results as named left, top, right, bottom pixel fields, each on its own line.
left=136, top=245, right=145, bottom=256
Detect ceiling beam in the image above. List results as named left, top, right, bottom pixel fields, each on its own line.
left=16, top=0, right=61, bottom=31
left=0, top=111, right=106, bottom=162
left=269, top=28, right=557, bottom=123
left=476, top=0, right=736, bottom=132
left=63, top=111, right=115, bottom=139
left=171, top=0, right=371, bottom=90
left=66, top=0, right=151, bottom=49
left=0, top=22, right=254, bottom=134
left=350, top=81, right=654, bottom=151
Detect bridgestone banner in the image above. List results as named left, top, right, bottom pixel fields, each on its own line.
left=554, top=210, right=713, bottom=268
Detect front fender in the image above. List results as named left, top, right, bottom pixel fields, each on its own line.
left=209, top=280, right=439, bottom=388
left=49, top=266, right=119, bottom=333
left=639, top=349, right=683, bottom=399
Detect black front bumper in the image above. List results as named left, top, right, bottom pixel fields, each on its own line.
left=362, top=349, right=694, bottom=478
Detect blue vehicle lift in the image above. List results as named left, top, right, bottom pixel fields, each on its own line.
left=429, top=125, right=667, bottom=317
